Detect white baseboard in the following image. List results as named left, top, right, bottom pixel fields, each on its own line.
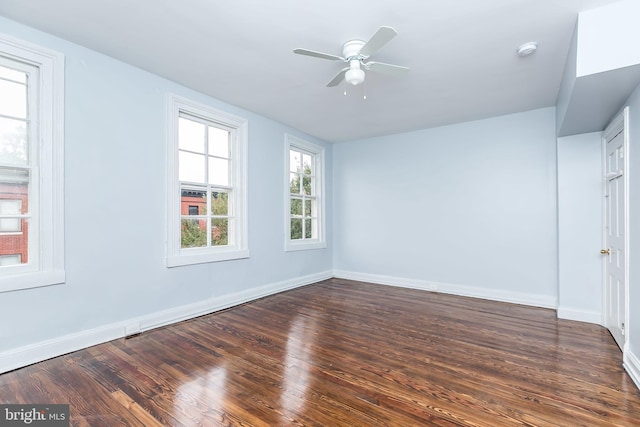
left=557, top=306, right=602, bottom=325
left=623, top=348, right=640, bottom=392
left=138, top=270, right=332, bottom=332
left=0, top=270, right=332, bottom=374
left=332, top=270, right=437, bottom=292
left=0, top=324, right=124, bottom=376
left=333, top=270, right=557, bottom=309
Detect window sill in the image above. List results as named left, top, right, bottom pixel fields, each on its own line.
left=0, top=270, right=65, bottom=293
left=285, top=241, right=327, bottom=252
left=167, top=249, right=250, bottom=267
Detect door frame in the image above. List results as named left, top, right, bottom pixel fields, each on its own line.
left=601, top=106, right=630, bottom=351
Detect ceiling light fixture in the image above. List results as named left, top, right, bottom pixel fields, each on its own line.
left=517, top=42, right=538, bottom=57
left=345, top=59, right=365, bottom=85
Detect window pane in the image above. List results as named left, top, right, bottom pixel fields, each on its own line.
left=302, top=154, right=313, bottom=174
left=289, top=150, right=301, bottom=173
left=0, top=168, right=29, bottom=191
left=181, top=218, right=207, bottom=248
left=209, top=126, right=230, bottom=159
left=305, top=219, right=312, bottom=239
left=0, top=79, right=27, bottom=119
left=0, top=65, right=26, bottom=83
left=0, top=117, right=28, bottom=165
left=0, top=199, right=22, bottom=232
left=208, top=157, right=229, bottom=186
left=290, top=173, right=301, bottom=194
left=179, top=151, right=205, bottom=183
left=291, top=198, right=302, bottom=216
left=181, top=188, right=206, bottom=215
left=178, top=117, right=205, bottom=153
left=211, top=191, right=228, bottom=215
left=304, top=199, right=312, bottom=217
left=291, top=218, right=302, bottom=240
left=302, top=175, right=312, bottom=195
left=211, top=218, right=228, bottom=246
left=0, top=168, right=29, bottom=263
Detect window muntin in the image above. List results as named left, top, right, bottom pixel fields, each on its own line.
left=285, top=135, right=325, bottom=251
left=167, top=94, right=248, bottom=267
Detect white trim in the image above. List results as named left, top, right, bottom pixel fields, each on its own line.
left=166, top=93, right=249, bottom=266
left=0, top=32, right=65, bottom=293
left=0, top=270, right=332, bottom=374
left=333, top=270, right=557, bottom=309
left=138, top=270, right=331, bottom=331
left=623, top=349, right=640, bottom=392
left=284, top=134, right=327, bottom=252
left=0, top=324, right=124, bottom=375
left=557, top=306, right=602, bottom=325
left=332, top=270, right=437, bottom=292
left=167, top=249, right=249, bottom=268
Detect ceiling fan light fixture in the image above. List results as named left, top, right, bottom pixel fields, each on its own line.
left=345, top=67, right=365, bottom=85
left=345, top=59, right=365, bottom=85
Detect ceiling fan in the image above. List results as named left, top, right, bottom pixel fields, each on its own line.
left=293, top=26, right=409, bottom=87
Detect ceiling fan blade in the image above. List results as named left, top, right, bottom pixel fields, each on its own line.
left=293, top=48, right=344, bottom=61
left=366, top=61, right=410, bottom=76
left=359, top=26, right=397, bottom=58
left=327, top=67, right=349, bottom=87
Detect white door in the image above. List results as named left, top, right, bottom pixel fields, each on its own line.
left=603, top=108, right=628, bottom=350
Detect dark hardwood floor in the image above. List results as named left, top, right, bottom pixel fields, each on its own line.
left=1, top=278, right=639, bottom=426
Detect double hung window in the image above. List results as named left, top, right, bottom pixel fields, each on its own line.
left=167, top=95, right=248, bottom=266
left=0, top=34, right=64, bottom=292
left=285, top=135, right=325, bottom=251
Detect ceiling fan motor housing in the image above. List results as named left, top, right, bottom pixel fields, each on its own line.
left=342, top=40, right=367, bottom=60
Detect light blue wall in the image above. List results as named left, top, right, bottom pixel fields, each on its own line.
left=0, top=17, right=333, bottom=350
left=333, top=108, right=558, bottom=302
left=557, top=132, right=602, bottom=321
left=624, top=82, right=640, bottom=357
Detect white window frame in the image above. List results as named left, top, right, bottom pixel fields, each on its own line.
left=0, top=33, right=65, bottom=293
left=167, top=94, right=249, bottom=267
left=284, top=134, right=326, bottom=251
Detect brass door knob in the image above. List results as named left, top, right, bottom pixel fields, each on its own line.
left=600, top=249, right=610, bottom=255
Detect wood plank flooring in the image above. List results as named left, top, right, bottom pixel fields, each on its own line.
left=1, top=278, right=639, bottom=426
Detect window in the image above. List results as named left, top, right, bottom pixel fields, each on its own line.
left=0, top=34, right=64, bottom=293
left=285, top=135, right=326, bottom=251
left=167, top=94, right=248, bottom=267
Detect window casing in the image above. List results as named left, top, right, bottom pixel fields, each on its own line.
left=167, top=94, right=248, bottom=267
left=0, top=33, right=64, bottom=293
left=285, top=135, right=326, bottom=251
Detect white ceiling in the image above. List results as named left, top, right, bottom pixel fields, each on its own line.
left=0, top=0, right=622, bottom=142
